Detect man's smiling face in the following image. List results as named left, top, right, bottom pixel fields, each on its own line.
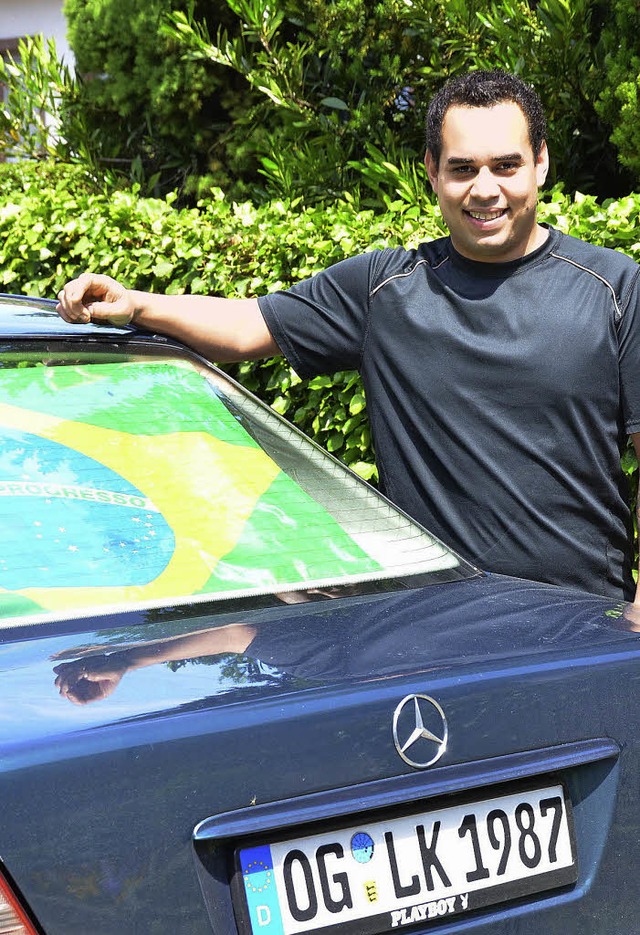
left=425, top=101, right=549, bottom=263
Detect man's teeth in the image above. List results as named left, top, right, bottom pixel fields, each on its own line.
left=468, top=210, right=504, bottom=219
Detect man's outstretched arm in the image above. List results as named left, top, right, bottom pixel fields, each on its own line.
left=56, top=272, right=281, bottom=362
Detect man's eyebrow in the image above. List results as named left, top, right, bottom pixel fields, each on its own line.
left=492, top=152, right=524, bottom=162
left=445, top=152, right=524, bottom=166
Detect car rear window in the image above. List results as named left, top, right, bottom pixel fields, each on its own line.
left=0, top=349, right=476, bottom=625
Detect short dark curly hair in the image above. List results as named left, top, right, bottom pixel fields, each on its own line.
left=425, top=70, right=547, bottom=167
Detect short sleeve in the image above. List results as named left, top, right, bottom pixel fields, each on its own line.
left=258, top=252, right=377, bottom=378
left=617, top=268, right=640, bottom=434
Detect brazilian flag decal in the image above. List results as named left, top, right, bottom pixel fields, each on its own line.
left=0, top=360, right=381, bottom=620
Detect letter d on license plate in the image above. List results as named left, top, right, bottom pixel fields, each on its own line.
left=234, top=783, right=577, bottom=935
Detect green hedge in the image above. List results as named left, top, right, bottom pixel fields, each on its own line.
left=1, top=161, right=639, bottom=490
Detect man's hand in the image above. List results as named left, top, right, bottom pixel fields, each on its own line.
left=56, top=272, right=136, bottom=327
left=53, top=653, right=129, bottom=705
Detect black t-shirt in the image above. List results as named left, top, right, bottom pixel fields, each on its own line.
left=258, top=227, right=640, bottom=599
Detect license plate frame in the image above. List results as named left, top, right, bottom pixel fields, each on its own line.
left=231, top=779, right=577, bottom=935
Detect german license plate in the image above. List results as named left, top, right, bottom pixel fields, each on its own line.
left=234, top=783, right=577, bottom=934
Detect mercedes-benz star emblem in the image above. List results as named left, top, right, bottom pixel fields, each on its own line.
left=392, top=694, right=448, bottom=769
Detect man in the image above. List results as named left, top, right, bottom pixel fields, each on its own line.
left=57, top=70, right=640, bottom=602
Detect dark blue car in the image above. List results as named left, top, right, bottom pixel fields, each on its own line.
left=0, top=295, right=638, bottom=935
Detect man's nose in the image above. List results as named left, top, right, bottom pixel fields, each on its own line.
left=470, top=166, right=499, bottom=199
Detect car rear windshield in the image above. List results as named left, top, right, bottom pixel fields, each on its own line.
left=0, top=346, right=477, bottom=625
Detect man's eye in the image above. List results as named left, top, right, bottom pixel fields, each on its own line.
left=496, top=162, right=519, bottom=172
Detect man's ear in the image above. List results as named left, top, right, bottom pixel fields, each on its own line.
left=536, top=140, right=549, bottom=188
left=424, top=150, right=438, bottom=193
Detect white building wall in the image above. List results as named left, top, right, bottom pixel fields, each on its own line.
left=0, top=1, right=72, bottom=61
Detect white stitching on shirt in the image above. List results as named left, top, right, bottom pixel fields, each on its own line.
left=369, top=258, right=438, bottom=299
left=550, top=251, right=623, bottom=321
